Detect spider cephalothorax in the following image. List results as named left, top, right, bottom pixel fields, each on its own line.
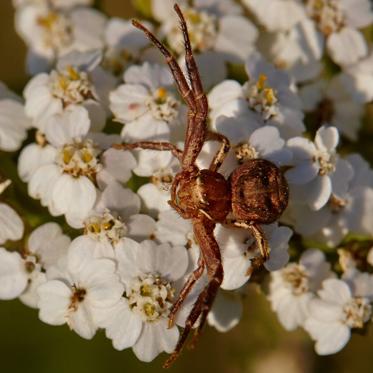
left=115, top=4, right=289, bottom=368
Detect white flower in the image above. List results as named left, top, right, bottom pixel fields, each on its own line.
left=100, top=239, right=189, bottom=362
left=210, top=54, right=305, bottom=140
left=284, top=154, right=373, bottom=246
left=103, top=18, right=153, bottom=76
left=0, top=82, right=31, bottom=151
left=153, top=0, right=257, bottom=60
left=37, top=243, right=124, bottom=339
left=286, top=125, right=353, bottom=210
left=306, top=0, right=373, bottom=66
left=216, top=223, right=293, bottom=291
left=223, top=125, right=292, bottom=168
left=269, top=249, right=334, bottom=331
left=0, top=223, right=70, bottom=307
left=110, top=62, right=186, bottom=142
left=24, top=50, right=114, bottom=134
left=304, top=278, right=372, bottom=355
left=299, top=77, right=364, bottom=141
left=27, top=109, right=136, bottom=226
left=72, top=182, right=156, bottom=259
left=15, top=5, right=107, bottom=74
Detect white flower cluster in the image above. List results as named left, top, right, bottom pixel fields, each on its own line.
left=1, top=0, right=373, bottom=363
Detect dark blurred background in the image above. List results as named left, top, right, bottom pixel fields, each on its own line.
left=1, top=1, right=373, bottom=372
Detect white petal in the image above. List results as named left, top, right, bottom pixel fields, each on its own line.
left=69, top=302, right=97, bottom=339
left=18, top=143, right=56, bottom=182
left=307, top=176, right=332, bottom=211
left=140, top=241, right=189, bottom=282
left=207, top=291, right=242, bottom=332
left=28, top=164, right=61, bottom=207
left=215, top=16, right=257, bottom=59
left=0, top=100, right=30, bottom=151
left=97, top=148, right=136, bottom=187
left=96, top=182, right=140, bottom=217
left=28, top=223, right=70, bottom=268
left=121, top=114, right=170, bottom=142
left=0, top=248, right=28, bottom=299
left=124, top=63, right=173, bottom=91
left=0, top=204, right=24, bottom=244
left=133, top=320, right=179, bottom=362
left=127, top=214, right=156, bottom=241
left=304, top=318, right=350, bottom=355
left=37, top=280, right=71, bottom=325
left=208, top=80, right=242, bottom=111
left=110, top=84, right=148, bottom=122
left=327, top=28, right=367, bottom=66
left=51, top=175, right=97, bottom=220
left=318, top=279, right=352, bottom=305
left=104, top=299, right=142, bottom=350
left=315, top=126, right=339, bottom=152
left=19, top=270, right=46, bottom=308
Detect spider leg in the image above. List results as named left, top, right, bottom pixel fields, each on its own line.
left=173, top=4, right=209, bottom=169
left=131, top=20, right=196, bottom=112
left=164, top=216, right=223, bottom=368
left=168, top=255, right=205, bottom=328
left=225, top=219, right=270, bottom=262
left=174, top=4, right=207, bottom=114
left=206, top=132, right=230, bottom=172
left=112, top=141, right=182, bottom=161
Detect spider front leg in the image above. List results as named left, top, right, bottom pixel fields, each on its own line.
left=112, top=141, right=182, bottom=161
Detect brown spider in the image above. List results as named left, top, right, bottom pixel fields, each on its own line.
left=115, top=4, right=289, bottom=368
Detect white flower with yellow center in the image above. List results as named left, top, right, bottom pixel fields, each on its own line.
left=37, top=243, right=124, bottom=340
left=269, top=249, right=334, bottom=331
left=306, top=0, right=372, bottom=66
left=286, top=125, right=353, bottom=210
left=164, top=6, right=218, bottom=55
left=100, top=239, right=188, bottom=362
left=24, top=50, right=114, bottom=135
left=15, top=4, right=107, bottom=74
left=110, top=62, right=185, bottom=143
left=153, top=0, right=257, bottom=58
left=151, top=0, right=257, bottom=87
left=304, top=278, right=372, bottom=355
left=103, top=18, right=153, bottom=76
left=27, top=108, right=136, bottom=227
left=70, top=182, right=156, bottom=259
left=282, top=154, right=373, bottom=247
left=210, top=53, right=305, bottom=140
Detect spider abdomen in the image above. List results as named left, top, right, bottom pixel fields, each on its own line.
left=230, top=159, right=289, bottom=224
